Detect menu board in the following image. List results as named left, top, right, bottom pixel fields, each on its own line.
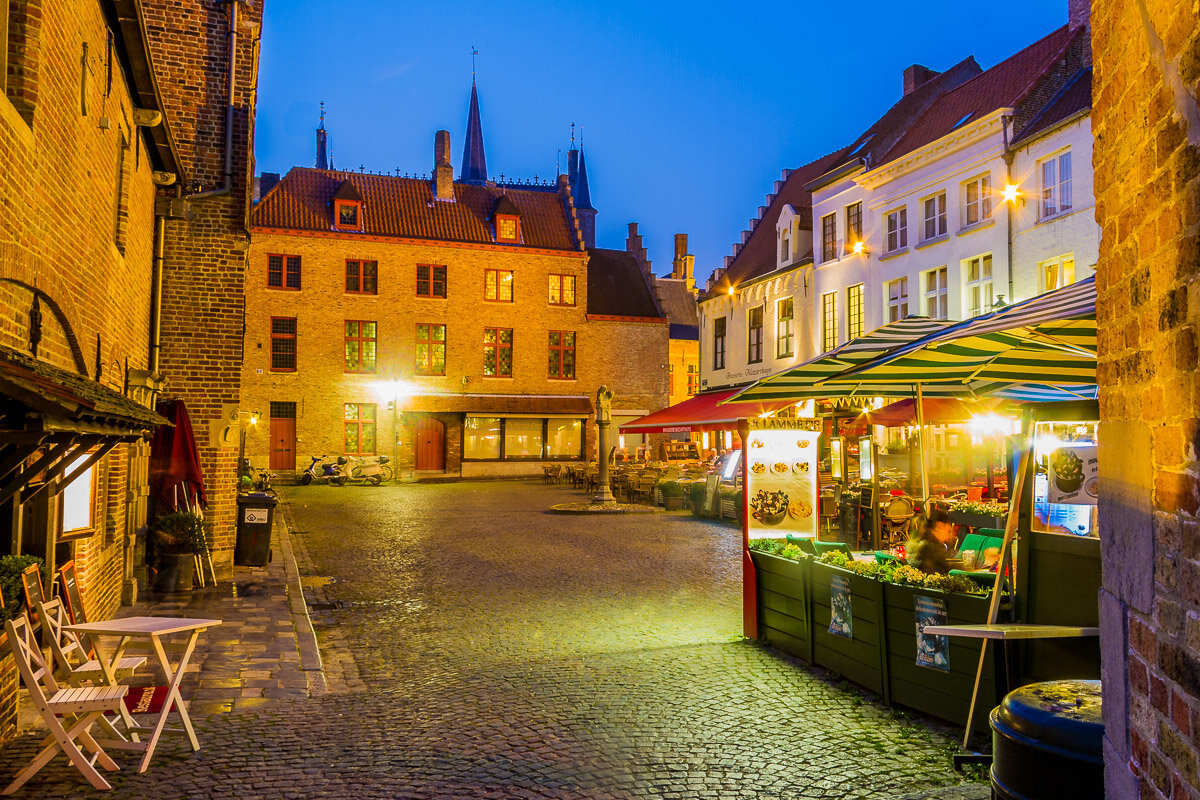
left=1048, top=444, right=1098, bottom=506
left=58, top=561, right=87, bottom=625
left=745, top=418, right=821, bottom=539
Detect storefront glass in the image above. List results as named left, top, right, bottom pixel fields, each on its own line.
left=464, top=417, right=501, bottom=459
left=546, top=419, right=582, bottom=457
left=504, top=418, right=544, bottom=458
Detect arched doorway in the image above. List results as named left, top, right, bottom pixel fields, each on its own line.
left=415, top=416, right=445, bottom=471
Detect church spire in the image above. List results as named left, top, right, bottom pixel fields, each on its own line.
left=316, top=101, right=329, bottom=170
left=567, top=124, right=596, bottom=248
left=460, top=74, right=488, bottom=185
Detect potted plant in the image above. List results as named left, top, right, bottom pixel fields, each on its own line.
left=148, top=511, right=209, bottom=593
left=658, top=480, right=684, bottom=510
left=0, top=555, right=44, bottom=622
left=689, top=482, right=708, bottom=516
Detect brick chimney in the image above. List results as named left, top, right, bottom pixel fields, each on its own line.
left=625, top=222, right=651, bottom=275
left=903, top=64, right=940, bottom=95
left=671, top=233, right=695, bottom=292
left=433, top=130, right=454, bottom=201
left=1068, top=0, right=1089, bottom=31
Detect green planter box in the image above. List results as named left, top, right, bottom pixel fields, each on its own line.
left=881, top=582, right=1000, bottom=724
left=948, top=510, right=1006, bottom=530
left=810, top=561, right=887, bottom=697
left=749, top=551, right=811, bottom=663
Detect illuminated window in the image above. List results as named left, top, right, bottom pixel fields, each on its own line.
left=821, top=213, right=837, bottom=262
left=822, top=291, right=838, bottom=352
left=922, top=193, right=947, bottom=241
left=484, top=328, right=513, bottom=376
left=885, top=207, right=907, bottom=253
left=267, top=254, right=301, bottom=290
left=686, top=364, right=699, bottom=396
left=747, top=306, right=763, bottom=363
left=548, top=331, right=576, bottom=379
left=966, top=254, right=994, bottom=316
left=344, top=321, right=377, bottom=373
left=1039, top=254, right=1076, bottom=294
left=464, top=417, right=502, bottom=459
left=504, top=418, right=543, bottom=457
left=416, top=265, right=447, bottom=298
left=924, top=267, right=948, bottom=319
left=885, top=277, right=909, bottom=322
left=548, top=274, right=576, bottom=306
left=60, top=456, right=96, bottom=537
left=546, top=419, right=582, bottom=457
left=844, top=202, right=862, bottom=253
left=343, top=403, right=376, bottom=454
left=847, top=283, right=864, bottom=339
left=270, top=317, right=297, bottom=371
left=776, top=297, right=794, bottom=358
left=345, top=260, right=378, bottom=294
left=1040, top=150, right=1073, bottom=219
left=963, top=175, right=992, bottom=227
left=415, top=323, right=446, bottom=375
left=335, top=200, right=360, bottom=229
left=485, top=269, right=514, bottom=302
left=496, top=215, right=520, bottom=242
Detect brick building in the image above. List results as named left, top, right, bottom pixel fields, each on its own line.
left=0, top=0, right=258, bottom=744
left=244, top=86, right=666, bottom=478
left=1092, top=2, right=1200, bottom=798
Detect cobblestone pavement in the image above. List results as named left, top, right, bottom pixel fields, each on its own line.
left=0, top=481, right=988, bottom=799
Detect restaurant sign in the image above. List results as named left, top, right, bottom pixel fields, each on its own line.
left=745, top=418, right=821, bottom=539
left=1048, top=444, right=1098, bottom=506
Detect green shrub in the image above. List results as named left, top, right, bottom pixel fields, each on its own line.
left=815, top=551, right=988, bottom=595
left=658, top=480, right=683, bottom=498
left=149, top=511, right=210, bottom=555
left=0, top=555, right=44, bottom=621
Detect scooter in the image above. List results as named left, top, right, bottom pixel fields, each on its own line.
left=239, top=459, right=274, bottom=493
left=300, top=455, right=344, bottom=485
left=341, top=454, right=392, bottom=485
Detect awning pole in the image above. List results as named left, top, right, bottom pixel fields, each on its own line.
left=916, top=383, right=930, bottom=502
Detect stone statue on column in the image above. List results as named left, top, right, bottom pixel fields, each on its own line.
left=593, top=386, right=615, bottom=504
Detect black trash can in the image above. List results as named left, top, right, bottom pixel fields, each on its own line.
left=234, top=492, right=276, bottom=566
left=990, top=679, right=1103, bottom=800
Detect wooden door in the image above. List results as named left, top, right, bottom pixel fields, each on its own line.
left=415, top=417, right=445, bottom=471
left=269, top=417, right=296, bottom=471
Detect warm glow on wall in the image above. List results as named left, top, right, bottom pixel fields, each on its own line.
left=1002, top=183, right=1021, bottom=203
left=852, top=241, right=865, bottom=254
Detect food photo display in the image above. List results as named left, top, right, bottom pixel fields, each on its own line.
left=745, top=419, right=820, bottom=539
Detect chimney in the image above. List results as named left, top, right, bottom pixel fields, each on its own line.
left=433, top=130, right=454, bottom=201
left=672, top=234, right=695, bottom=292
left=903, top=64, right=940, bottom=95
left=625, top=222, right=651, bottom=274
left=1068, top=0, right=1089, bottom=31
left=257, top=172, right=280, bottom=202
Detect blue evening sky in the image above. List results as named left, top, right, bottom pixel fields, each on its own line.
left=254, top=1, right=1068, bottom=286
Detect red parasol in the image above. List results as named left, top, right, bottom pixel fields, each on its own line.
left=149, top=399, right=206, bottom=512
left=865, top=397, right=1000, bottom=427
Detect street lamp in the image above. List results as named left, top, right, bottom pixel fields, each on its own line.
left=373, top=380, right=413, bottom=482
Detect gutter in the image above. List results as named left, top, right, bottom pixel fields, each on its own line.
left=803, top=157, right=865, bottom=193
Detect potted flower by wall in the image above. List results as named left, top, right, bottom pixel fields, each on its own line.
left=689, top=482, right=708, bottom=516
left=149, top=511, right=209, bottom=593
left=658, top=480, right=684, bottom=510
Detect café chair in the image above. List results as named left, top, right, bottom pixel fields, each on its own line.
left=882, top=496, right=916, bottom=545
left=3, top=612, right=128, bottom=793
left=39, top=599, right=146, bottom=688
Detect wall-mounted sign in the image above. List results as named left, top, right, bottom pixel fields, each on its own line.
left=1048, top=444, right=1098, bottom=506
left=858, top=436, right=874, bottom=482
left=830, top=437, right=844, bottom=480
left=745, top=418, right=821, bottom=539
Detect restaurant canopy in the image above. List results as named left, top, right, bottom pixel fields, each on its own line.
left=617, top=388, right=796, bottom=434
left=864, top=397, right=996, bottom=426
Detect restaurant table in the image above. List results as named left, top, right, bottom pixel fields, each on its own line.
left=64, top=616, right=222, bottom=773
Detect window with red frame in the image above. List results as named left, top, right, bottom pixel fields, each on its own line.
left=496, top=215, right=520, bottom=242
left=345, top=260, right=378, bottom=294
left=270, top=317, right=297, bottom=371
left=484, top=328, right=513, bottom=377
left=415, top=323, right=446, bottom=375
left=416, top=264, right=447, bottom=298
left=484, top=269, right=513, bottom=302
left=548, top=331, right=575, bottom=379
left=335, top=200, right=361, bottom=230
left=267, top=255, right=301, bottom=290
left=344, top=321, right=377, bottom=373
left=343, top=403, right=376, bottom=454
left=686, top=364, right=699, bottom=396
left=548, top=274, right=576, bottom=306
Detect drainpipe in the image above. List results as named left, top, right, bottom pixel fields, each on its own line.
left=1001, top=114, right=1015, bottom=303
left=149, top=209, right=166, bottom=373
left=186, top=0, right=239, bottom=200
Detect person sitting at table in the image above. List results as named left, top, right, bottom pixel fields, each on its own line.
left=905, top=507, right=956, bottom=574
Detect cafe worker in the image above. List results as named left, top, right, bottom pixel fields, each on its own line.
left=906, top=507, right=956, bottom=574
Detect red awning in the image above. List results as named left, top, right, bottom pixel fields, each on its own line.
left=618, top=389, right=797, bottom=434
left=864, top=397, right=1002, bottom=427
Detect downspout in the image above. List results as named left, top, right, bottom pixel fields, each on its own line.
left=1001, top=114, right=1015, bottom=303
left=186, top=0, right=238, bottom=200
left=149, top=207, right=166, bottom=373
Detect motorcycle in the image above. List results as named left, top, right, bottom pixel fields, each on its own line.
left=299, top=455, right=344, bottom=485
left=340, top=454, right=392, bottom=486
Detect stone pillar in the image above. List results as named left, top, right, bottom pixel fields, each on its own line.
left=593, top=386, right=615, bottom=504
left=1092, top=3, right=1200, bottom=799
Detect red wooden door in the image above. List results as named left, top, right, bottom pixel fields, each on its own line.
left=269, top=418, right=296, bottom=471
left=415, top=417, right=445, bottom=471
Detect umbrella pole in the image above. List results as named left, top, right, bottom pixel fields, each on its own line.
left=916, top=383, right=930, bottom=503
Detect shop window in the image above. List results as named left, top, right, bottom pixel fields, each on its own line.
left=270, top=317, right=297, bottom=372
left=485, top=269, right=513, bottom=302
left=416, top=264, right=447, bottom=298
left=484, top=327, right=513, bottom=377
left=776, top=297, right=794, bottom=358
left=415, top=323, right=446, bottom=375
left=60, top=455, right=97, bottom=539
left=548, top=274, right=576, bottom=306
left=267, top=254, right=301, bottom=290
left=847, top=283, right=864, bottom=339
left=464, top=416, right=501, bottom=459
left=504, top=418, right=543, bottom=457
left=344, top=321, right=377, bottom=373
left=343, top=403, right=376, bottom=454
left=546, top=419, right=582, bottom=457
left=346, top=260, right=378, bottom=294
left=548, top=331, right=575, bottom=379
left=747, top=306, right=764, bottom=364
left=713, top=317, right=726, bottom=370
left=966, top=254, right=994, bottom=316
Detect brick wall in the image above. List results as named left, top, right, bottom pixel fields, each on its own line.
left=143, top=0, right=261, bottom=569
left=1092, top=3, right=1200, bottom=798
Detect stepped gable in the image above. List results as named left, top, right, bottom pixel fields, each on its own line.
left=587, top=248, right=663, bottom=319
left=1010, top=65, right=1092, bottom=145
left=252, top=167, right=578, bottom=251
left=878, top=25, right=1080, bottom=165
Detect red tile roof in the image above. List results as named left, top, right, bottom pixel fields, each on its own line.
left=878, top=26, right=1080, bottom=165
left=1010, top=66, right=1091, bottom=145
left=253, top=168, right=581, bottom=251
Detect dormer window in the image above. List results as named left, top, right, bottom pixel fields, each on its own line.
left=497, top=215, right=519, bottom=242
left=332, top=180, right=363, bottom=231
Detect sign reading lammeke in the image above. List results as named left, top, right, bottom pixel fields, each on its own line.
left=745, top=417, right=821, bottom=540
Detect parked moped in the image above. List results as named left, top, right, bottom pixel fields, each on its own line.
left=299, top=455, right=343, bottom=485
left=340, top=454, right=392, bottom=485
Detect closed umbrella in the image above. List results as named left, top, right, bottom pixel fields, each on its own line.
left=149, top=399, right=207, bottom=514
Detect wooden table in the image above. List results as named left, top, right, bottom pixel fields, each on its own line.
left=65, top=616, right=221, bottom=773
left=923, top=623, right=1099, bottom=640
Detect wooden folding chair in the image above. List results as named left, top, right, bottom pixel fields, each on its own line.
left=3, top=613, right=128, bottom=793
left=39, top=599, right=146, bottom=688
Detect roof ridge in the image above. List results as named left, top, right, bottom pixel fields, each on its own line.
left=929, top=24, right=1071, bottom=107
left=1006, top=25, right=1086, bottom=116
left=1012, top=63, right=1092, bottom=144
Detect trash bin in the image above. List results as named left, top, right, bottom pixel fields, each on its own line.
left=235, top=492, right=276, bottom=566
left=990, top=679, right=1103, bottom=800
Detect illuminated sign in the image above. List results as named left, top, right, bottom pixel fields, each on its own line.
left=745, top=418, right=821, bottom=539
